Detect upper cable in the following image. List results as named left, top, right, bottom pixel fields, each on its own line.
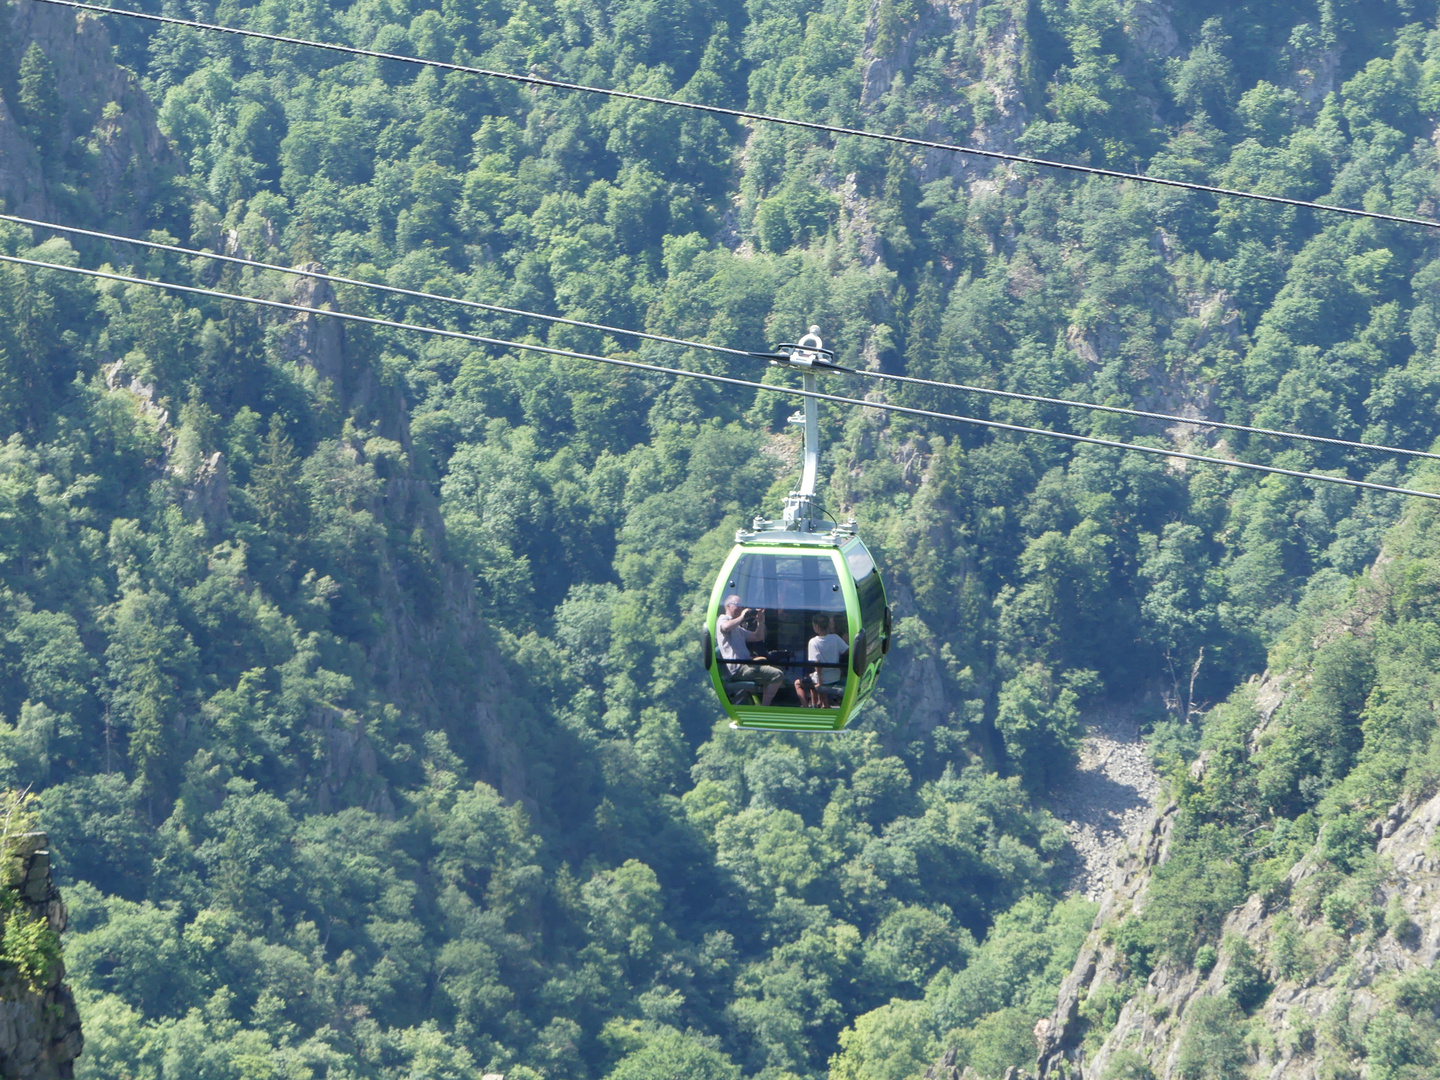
left=27, top=0, right=1440, bottom=232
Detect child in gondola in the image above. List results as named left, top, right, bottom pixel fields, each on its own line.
left=796, top=613, right=848, bottom=707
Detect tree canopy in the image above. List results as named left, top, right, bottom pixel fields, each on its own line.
left=1, top=0, right=1438, bottom=1076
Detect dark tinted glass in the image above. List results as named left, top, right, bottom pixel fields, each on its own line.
left=848, top=541, right=887, bottom=651
left=727, top=552, right=847, bottom=613
left=716, top=552, right=850, bottom=707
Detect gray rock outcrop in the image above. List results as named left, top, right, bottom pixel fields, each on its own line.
left=0, top=0, right=180, bottom=227
left=0, top=832, right=82, bottom=1080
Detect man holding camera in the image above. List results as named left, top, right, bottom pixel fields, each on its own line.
left=717, top=595, right=786, bottom=705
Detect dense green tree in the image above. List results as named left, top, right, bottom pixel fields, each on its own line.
left=992, top=666, right=1087, bottom=792
left=16, top=43, right=59, bottom=160
left=1174, top=996, right=1246, bottom=1080
left=1, top=1, right=1437, bottom=1077
left=105, top=588, right=199, bottom=799
left=606, top=1028, right=742, bottom=1080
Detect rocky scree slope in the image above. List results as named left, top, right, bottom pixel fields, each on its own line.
left=1049, top=707, right=1161, bottom=902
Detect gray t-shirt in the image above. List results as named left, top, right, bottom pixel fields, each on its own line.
left=719, top=620, right=752, bottom=675
left=808, top=633, right=848, bottom=681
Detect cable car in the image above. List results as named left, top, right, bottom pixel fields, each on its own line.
left=702, top=329, right=891, bottom=731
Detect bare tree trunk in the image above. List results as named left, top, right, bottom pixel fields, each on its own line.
left=1185, top=647, right=1205, bottom=722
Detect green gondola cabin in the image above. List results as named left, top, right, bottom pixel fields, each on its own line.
left=701, top=329, right=891, bottom=732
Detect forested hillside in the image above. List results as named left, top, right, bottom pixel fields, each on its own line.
left=1020, top=502, right=1440, bottom=1080
left=0, top=0, right=1437, bottom=1075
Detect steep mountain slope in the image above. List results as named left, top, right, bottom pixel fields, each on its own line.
left=1, top=0, right=1439, bottom=1077
left=1032, top=501, right=1440, bottom=1079
left=0, top=0, right=179, bottom=224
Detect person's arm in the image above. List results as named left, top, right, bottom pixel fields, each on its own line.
left=718, top=609, right=747, bottom=633
left=745, top=610, right=767, bottom=641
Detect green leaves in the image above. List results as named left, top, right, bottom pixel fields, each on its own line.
left=0, top=790, right=61, bottom=992
left=993, top=665, right=1087, bottom=792
left=6, top=1, right=1440, bottom=1077
left=833, top=894, right=1095, bottom=1080
left=1170, top=19, right=1237, bottom=122
left=1174, top=996, right=1246, bottom=1080
left=1142, top=823, right=1245, bottom=963
left=604, top=1028, right=742, bottom=1080
left=16, top=44, right=59, bottom=160
left=105, top=588, right=200, bottom=795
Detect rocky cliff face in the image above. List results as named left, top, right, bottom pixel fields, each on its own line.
left=1034, top=798, right=1178, bottom=1077
left=0, top=0, right=179, bottom=226
left=1025, top=570, right=1440, bottom=1080
left=857, top=0, right=1030, bottom=183
left=0, top=832, right=82, bottom=1080
left=1034, top=782, right=1440, bottom=1080
left=271, top=272, right=530, bottom=806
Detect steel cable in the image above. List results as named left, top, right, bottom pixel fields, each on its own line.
left=27, top=0, right=1440, bottom=232
left=2, top=248, right=1435, bottom=502
left=8, top=208, right=1438, bottom=463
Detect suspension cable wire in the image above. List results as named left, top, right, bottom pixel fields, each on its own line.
left=853, top=366, right=1440, bottom=462
left=10, top=208, right=1440, bottom=465
left=29, top=0, right=1440, bottom=233
left=0, top=210, right=773, bottom=359
left=3, top=249, right=1436, bottom=503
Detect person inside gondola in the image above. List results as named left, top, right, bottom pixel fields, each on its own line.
left=796, top=613, right=848, bottom=707
left=718, top=595, right=785, bottom=705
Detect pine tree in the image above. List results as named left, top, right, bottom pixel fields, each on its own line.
left=16, top=43, right=59, bottom=161
left=250, top=414, right=306, bottom=537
